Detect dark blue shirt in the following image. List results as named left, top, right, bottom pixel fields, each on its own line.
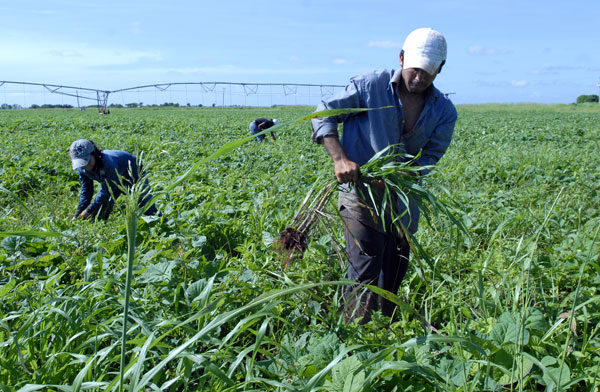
left=74, top=150, right=142, bottom=218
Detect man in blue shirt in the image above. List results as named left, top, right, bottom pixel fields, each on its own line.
left=311, top=28, right=457, bottom=323
left=249, top=118, right=278, bottom=142
left=69, top=139, right=159, bottom=221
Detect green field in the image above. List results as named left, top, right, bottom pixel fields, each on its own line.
left=1, top=104, right=600, bottom=391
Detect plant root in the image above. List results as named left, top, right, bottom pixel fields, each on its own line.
left=276, top=227, right=309, bottom=271
left=277, top=227, right=307, bottom=253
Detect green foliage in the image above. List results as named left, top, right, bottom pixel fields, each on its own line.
left=1, top=105, right=600, bottom=390
left=576, top=94, right=599, bottom=104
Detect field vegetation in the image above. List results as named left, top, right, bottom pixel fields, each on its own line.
left=1, top=104, right=599, bottom=391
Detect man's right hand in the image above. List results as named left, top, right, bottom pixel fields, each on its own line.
left=333, top=158, right=360, bottom=184
left=322, top=136, right=360, bottom=184
left=78, top=209, right=92, bottom=220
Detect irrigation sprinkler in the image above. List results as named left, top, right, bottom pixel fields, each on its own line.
left=0, top=81, right=346, bottom=109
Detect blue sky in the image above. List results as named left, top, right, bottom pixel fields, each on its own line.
left=1, top=0, right=599, bottom=105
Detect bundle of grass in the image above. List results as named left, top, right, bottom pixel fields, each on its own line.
left=278, top=145, right=465, bottom=271
left=277, top=178, right=337, bottom=270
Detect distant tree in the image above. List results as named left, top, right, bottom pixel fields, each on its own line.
left=576, top=94, right=599, bottom=104
left=37, top=104, right=73, bottom=109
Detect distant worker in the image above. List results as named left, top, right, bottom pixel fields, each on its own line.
left=311, top=28, right=457, bottom=323
left=69, top=139, right=159, bottom=221
left=249, top=118, right=278, bottom=142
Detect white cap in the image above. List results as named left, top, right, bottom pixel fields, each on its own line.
left=402, top=28, right=447, bottom=75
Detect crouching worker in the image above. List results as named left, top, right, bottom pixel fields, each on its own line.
left=248, top=118, right=278, bottom=142
left=69, top=139, right=159, bottom=221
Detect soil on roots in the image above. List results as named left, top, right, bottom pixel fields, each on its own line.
left=277, top=227, right=308, bottom=254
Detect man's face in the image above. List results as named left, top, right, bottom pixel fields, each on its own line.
left=83, top=154, right=95, bottom=171
left=399, top=53, right=438, bottom=94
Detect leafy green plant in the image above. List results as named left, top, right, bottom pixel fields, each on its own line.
left=2, top=105, right=600, bottom=390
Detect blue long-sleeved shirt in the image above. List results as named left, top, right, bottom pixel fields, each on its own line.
left=311, top=69, right=456, bottom=176
left=311, top=69, right=457, bottom=233
left=74, top=150, right=142, bottom=218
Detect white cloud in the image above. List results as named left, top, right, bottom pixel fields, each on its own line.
left=368, top=40, right=402, bottom=49
left=474, top=80, right=507, bottom=87
left=332, top=58, right=350, bottom=65
left=468, top=45, right=513, bottom=56
left=0, top=38, right=162, bottom=68
left=133, top=65, right=334, bottom=76
left=528, top=66, right=588, bottom=75
left=511, top=80, right=528, bottom=87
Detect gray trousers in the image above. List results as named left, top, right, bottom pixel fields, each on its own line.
left=341, top=206, right=410, bottom=323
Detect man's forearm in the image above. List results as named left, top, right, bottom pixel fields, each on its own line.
left=321, top=135, right=347, bottom=163
left=322, top=136, right=360, bottom=184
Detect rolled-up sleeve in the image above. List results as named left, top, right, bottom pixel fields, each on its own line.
left=415, top=104, right=457, bottom=175
left=311, top=80, right=362, bottom=143
left=74, top=172, right=94, bottom=218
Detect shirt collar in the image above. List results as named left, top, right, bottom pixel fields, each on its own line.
left=390, top=68, right=436, bottom=102
left=391, top=69, right=402, bottom=87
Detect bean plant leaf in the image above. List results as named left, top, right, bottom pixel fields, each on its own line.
left=540, top=356, right=571, bottom=388
left=0, top=279, right=16, bottom=297
left=1, top=236, right=25, bottom=252
left=490, top=350, right=534, bottom=385
left=323, top=355, right=365, bottom=392
left=435, top=357, right=471, bottom=388
left=262, top=231, right=274, bottom=246
left=524, top=307, right=547, bottom=332
left=191, top=235, right=207, bottom=249
left=137, top=259, right=179, bottom=283
left=490, top=312, right=530, bottom=347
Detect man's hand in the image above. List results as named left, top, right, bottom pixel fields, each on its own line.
left=78, top=209, right=92, bottom=220
left=333, top=158, right=360, bottom=184
left=322, top=136, right=360, bottom=184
